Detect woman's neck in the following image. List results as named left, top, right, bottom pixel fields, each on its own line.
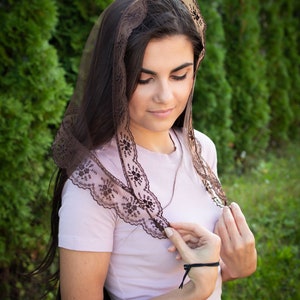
left=130, top=127, right=176, bottom=154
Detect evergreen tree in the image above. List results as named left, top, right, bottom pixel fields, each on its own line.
left=0, top=0, right=70, bottom=297
left=260, top=0, right=294, bottom=147
left=284, top=0, right=300, bottom=140
left=221, top=0, right=270, bottom=170
left=193, top=0, right=234, bottom=173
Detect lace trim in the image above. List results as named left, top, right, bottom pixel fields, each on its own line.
left=181, top=0, right=206, bottom=64
left=70, top=145, right=170, bottom=239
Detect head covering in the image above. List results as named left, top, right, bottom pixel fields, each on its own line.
left=52, top=0, right=227, bottom=239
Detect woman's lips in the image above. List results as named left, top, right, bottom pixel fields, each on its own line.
left=149, top=108, right=174, bottom=118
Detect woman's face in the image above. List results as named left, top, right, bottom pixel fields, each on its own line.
left=128, top=34, right=194, bottom=135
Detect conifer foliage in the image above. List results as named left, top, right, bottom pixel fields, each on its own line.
left=260, top=0, right=293, bottom=146
left=0, top=0, right=70, bottom=297
left=283, top=0, right=300, bottom=139
left=221, top=0, right=270, bottom=168
left=193, top=0, right=234, bottom=172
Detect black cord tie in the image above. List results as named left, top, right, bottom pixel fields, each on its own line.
left=178, top=262, right=220, bottom=289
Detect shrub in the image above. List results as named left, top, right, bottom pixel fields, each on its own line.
left=284, top=0, right=300, bottom=140
left=260, top=1, right=294, bottom=147
left=193, top=0, right=234, bottom=173
left=0, top=0, right=71, bottom=297
left=221, top=0, right=270, bottom=170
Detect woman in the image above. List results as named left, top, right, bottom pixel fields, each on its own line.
left=40, top=0, right=257, bottom=299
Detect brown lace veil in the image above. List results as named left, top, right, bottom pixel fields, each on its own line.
left=52, top=0, right=227, bottom=239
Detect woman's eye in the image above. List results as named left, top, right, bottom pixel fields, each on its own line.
left=172, top=73, right=187, bottom=81
left=137, top=72, right=188, bottom=84
left=138, top=78, right=152, bottom=84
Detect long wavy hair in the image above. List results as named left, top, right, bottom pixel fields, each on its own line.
left=33, top=0, right=203, bottom=297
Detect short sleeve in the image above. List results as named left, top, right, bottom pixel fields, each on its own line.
left=194, top=130, right=218, bottom=176
left=58, top=179, right=116, bottom=252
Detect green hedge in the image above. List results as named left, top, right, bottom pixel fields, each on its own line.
left=0, top=0, right=70, bottom=298
left=193, top=0, right=234, bottom=173
left=221, top=0, right=270, bottom=170
left=260, top=1, right=293, bottom=146
left=0, top=0, right=299, bottom=298
left=284, top=1, right=300, bottom=139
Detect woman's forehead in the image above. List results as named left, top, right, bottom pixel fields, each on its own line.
left=141, top=35, right=194, bottom=68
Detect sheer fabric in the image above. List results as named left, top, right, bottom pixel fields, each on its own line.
left=52, top=0, right=227, bottom=239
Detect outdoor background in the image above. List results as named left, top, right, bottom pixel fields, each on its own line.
left=0, top=0, right=299, bottom=299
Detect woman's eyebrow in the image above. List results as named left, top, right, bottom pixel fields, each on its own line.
left=141, top=62, right=194, bottom=75
left=171, top=62, right=193, bottom=73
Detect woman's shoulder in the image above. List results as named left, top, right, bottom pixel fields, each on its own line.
left=174, top=128, right=217, bottom=171
left=193, top=129, right=216, bottom=151
left=193, top=129, right=218, bottom=172
left=174, top=128, right=216, bottom=151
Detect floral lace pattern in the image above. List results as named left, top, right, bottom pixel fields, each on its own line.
left=181, top=0, right=206, bottom=63
left=70, top=138, right=170, bottom=239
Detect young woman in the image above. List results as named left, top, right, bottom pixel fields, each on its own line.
left=40, top=0, right=257, bottom=299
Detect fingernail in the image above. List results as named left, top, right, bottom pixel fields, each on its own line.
left=230, top=202, right=238, bottom=209
left=224, top=206, right=230, bottom=212
left=165, top=227, right=173, bottom=237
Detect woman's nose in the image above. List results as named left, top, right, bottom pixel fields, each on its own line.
left=153, top=80, right=173, bottom=103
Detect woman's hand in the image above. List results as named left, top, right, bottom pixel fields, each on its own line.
left=214, top=202, right=257, bottom=281
left=164, top=223, right=221, bottom=298
left=166, top=223, right=220, bottom=263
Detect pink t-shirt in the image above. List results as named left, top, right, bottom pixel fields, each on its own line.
left=59, top=129, right=223, bottom=299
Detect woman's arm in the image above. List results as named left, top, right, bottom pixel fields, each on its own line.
left=60, top=248, right=111, bottom=300
left=214, top=202, right=257, bottom=281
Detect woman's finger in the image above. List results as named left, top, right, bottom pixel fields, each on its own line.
left=222, top=206, right=241, bottom=243
left=214, top=214, right=231, bottom=246
left=164, top=227, right=190, bottom=258
left=230, top=202, right=252, bottom=236
left=170, top=222, right=216, bottom=243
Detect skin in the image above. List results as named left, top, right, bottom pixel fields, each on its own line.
left=60, top=250, right=110, bottom=300
left=59, top=34, right=257, bottom=299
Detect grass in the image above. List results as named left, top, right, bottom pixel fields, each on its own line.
left=220, top=142, right=300, bottom=299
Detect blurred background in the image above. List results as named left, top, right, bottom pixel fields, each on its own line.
left=0, top=0, right=299, bottom=299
